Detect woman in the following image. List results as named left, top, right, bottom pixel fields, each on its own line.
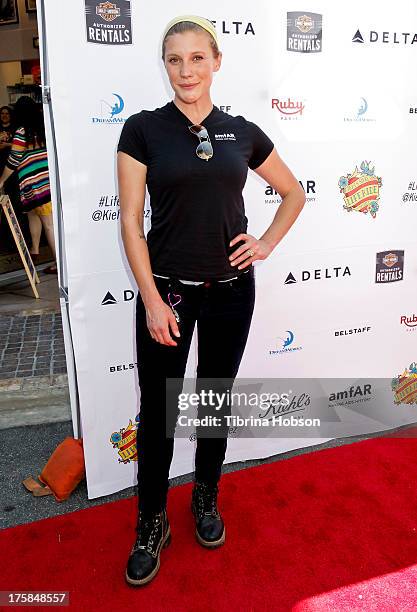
left=117, top=15, right=305, bottom=586
left=0, top=106, right=14, bottom=163
left=0, top=97, right=57, bottom=274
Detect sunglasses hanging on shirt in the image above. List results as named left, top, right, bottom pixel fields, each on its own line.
left=188, top=124, right=213, bottom=161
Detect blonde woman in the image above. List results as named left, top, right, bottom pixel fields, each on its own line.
left=117, top=15, right=305, bottom=586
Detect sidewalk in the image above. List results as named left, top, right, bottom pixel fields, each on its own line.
left=0, top=266, right=71, bottom=427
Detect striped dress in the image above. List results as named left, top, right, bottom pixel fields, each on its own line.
left=6, top=127, right=51, bottom=212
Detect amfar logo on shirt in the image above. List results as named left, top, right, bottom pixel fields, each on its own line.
left=214, top=133, right=236, bottom=141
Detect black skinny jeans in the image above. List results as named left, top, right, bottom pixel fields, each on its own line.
left=135, top=266, right=256, bottom=516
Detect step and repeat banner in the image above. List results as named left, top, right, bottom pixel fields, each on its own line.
left=40, top=0, right=417, bottom=498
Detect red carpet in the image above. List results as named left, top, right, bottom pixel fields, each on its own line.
left=2, top=430, right=417, bottom=611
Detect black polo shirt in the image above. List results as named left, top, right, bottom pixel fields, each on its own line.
left=117, top=101, right=274, bottom=281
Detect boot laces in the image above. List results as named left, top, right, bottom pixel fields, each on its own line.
left=133, top=510, right=163, bottom=556
left=195, top=483, right=219, bottom=518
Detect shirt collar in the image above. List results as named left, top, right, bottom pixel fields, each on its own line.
left=166, top=100, right=219, bottom=126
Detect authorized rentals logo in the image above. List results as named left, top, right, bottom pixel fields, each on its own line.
left=85, top=0, right=132, bottom=45
left=287, top=12, right=322, bottom=53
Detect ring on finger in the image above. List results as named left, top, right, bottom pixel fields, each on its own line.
left=247, top=248, right=255, bottom=257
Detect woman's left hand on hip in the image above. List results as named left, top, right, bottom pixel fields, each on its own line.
left=229, top=233, right=273, bottom=270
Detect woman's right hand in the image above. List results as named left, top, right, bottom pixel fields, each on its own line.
left=145, top=298, right=181, bottom=346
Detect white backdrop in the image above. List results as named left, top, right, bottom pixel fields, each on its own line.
left=39, top=0, right=417, bottom=498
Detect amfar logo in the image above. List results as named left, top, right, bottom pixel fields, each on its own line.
left=287, top=12, right=322, bottom=53
left=284, top=266, right=351, bottom=284
left=329, top=384, right=372, bottom=405
left=375, top=250, right=404, bottom=283
left=265, top=180, right=316, bottom=204
left=91, top=93, right=126, bottom=124
left=353, top=29, right=417, bottom=45
left=85, top=0, right=132, bottom=45
left=214, top=133, right=236, bottom=141
left=102, top=290, right=135, bottom=305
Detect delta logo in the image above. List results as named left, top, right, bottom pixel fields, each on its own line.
left=391, top=363, right=417, bottom=405
left=353, top=29, right=417, bottom=45
left=101, top=289, right=135, bottom=305
left=109, top=415, right=140, bottom=463
left=338, top=161, right=382, bottom=219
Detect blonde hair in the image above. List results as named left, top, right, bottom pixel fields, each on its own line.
left=162, top=19, right=220, bottom=60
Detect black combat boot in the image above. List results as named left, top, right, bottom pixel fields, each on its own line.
left=191, top=481, right=225, bottom=548
left=125, top=508, right=171, bottom=586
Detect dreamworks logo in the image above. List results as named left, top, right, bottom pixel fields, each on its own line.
left=102, top=290, right=135, bottom=305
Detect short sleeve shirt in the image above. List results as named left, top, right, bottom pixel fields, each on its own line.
left=117, top=101, right=274, bottom=281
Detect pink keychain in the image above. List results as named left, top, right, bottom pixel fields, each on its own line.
left=167, top=292, right=182, bottom=323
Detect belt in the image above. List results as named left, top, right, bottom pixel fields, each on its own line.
left=153, top=268, right=250, bottom=286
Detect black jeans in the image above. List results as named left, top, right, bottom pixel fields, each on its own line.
left=135, top=266, right=256, bottom=516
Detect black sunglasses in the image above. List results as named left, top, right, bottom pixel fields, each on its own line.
left=188, top=124, right=213, bottom=161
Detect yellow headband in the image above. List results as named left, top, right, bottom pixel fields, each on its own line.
left=162, top=15, right=219, bottom=46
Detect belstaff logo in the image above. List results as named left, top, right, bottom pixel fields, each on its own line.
left=101, top=289, right=135, bottom=305
left=334, top=326, right=371, bottom=337
left=338, top=161, right=382, bottom=219
left=284, top=266, right=351, bottom=284
left=85, top=0, right=132, bottom=45
left=109, top=415, right=139, bottom=463
left=375, top=250, right=404, bottom=283
left=272, top=98, right=305, bottom=119
left=391, top=363, right=417, bottom=405
left=287, top=12, right=322, bottom=53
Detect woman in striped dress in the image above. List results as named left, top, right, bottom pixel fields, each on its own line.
left=0, top=96, right=57, bottom=274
